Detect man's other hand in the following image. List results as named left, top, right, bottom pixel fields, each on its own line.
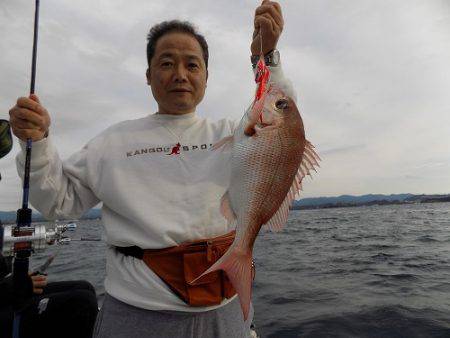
left=9, top=94, right=51, bottom=142
left=251, top=0, right=284, bottom=56
left=30, top=273, right=48, bottom=294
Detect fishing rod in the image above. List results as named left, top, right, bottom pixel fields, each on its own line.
left=5, top=1, right=87, bottom=255
left=12, top=0, right=40, bottom=321
left=0, top=4, right=103, bottom=336
left=17, top=0, right=40, bottom=226
left=20, top=0, right=41, bottom=214
left=8, top=2, right=46, bottom=337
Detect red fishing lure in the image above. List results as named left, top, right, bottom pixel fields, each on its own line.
left=253, top=56, right=271, bottom=124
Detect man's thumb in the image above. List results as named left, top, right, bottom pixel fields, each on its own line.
left=29, top=94, right=41, bottom=104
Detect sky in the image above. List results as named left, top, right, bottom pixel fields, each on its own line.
left=0, top=0, right=449, bottom=211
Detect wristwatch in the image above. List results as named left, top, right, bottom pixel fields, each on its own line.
left=251, top=49, right=280, bottom=69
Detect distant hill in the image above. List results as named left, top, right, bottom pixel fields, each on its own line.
left=1, top=193, right=449, bottom=223
left=292, top=193, right=450, bottom=210
left=0, top=208, right=102, bottom=224
left=293, top=194, right=415, bottom=207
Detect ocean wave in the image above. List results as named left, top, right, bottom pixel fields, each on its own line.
left=260, top=305, right=450, bottom=338
left=371, top=273, right=419, bottom=281
left=415, top=235, right=439, bottom=242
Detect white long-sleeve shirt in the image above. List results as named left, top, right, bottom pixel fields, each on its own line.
left=16, top=64, right=295, bottom=312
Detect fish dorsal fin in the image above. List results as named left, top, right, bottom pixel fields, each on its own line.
left=220, top=191, right=237, bottom=224
left=264, top=140, right=321, bottom=232
left=212, top=135, right=234, bottom=151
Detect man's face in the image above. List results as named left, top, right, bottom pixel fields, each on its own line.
left=147, top=32, right=207, bottom=115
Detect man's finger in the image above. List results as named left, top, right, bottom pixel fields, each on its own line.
left=11, top=127, right=43, bottom=142
left=255, top=15, right=275, bottom=34
left=31, top=275, right=47, bottom=287
left=33, top=280, right=47, bottom=287
left=255, top=1, right=283, bottom=25
left=255, top=4, right=283, bottom=28
left=253, top=26, right=260, bottom=39
left=29, top=94, right=41, bottom=104
left=17, top=97, right=47, bottom=117
left=31, top=274, right=47, bottom=281
left=264, top=12, right=282, bottom=34
left=11, top=108, right=45, bottom=127
left=256, top=13, right=282, bottom=36
left=270, top=1, right=283, bottom=18
left=10, top=118, right=42, bottom=131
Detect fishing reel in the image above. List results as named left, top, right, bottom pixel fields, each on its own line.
left=0, top=222, right=71, bottom=257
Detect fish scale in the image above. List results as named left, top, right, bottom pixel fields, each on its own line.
left=232, top=134, right=283, bottom=225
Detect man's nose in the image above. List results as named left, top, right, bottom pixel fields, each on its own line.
left=173, top=64, right=188, bottom=82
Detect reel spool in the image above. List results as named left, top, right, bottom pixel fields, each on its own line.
left=1, top=223, right=70, bottom=257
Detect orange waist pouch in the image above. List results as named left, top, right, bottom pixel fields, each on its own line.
left=116, top=231, right=236, bottom=307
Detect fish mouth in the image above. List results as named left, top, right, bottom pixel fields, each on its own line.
left=257, top=122, right=272, bottom=128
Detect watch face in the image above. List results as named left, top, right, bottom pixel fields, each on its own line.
left=265, top=49, right=280, bottom=66
left=271, top=50, right=280, bottom=65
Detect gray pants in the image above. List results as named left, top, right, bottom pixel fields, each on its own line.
left=93, top=294, right=252, bottom=338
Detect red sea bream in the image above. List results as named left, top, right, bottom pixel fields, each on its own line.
left=192, top=83, right=320, bottom=320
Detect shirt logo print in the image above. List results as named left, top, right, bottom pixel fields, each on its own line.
left=126, top=143, right=213, bottom=157
left=167, top=143, right=181, bottom=155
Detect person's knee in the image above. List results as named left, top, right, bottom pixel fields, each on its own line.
left=72, top=280, right=96, bottom=295
left=70, top=289, right=98, bottom=313
left=17, top=288, right=98, bottom=338
left=45, top=288, right=98, bottom=321
left=64, top=290, right=99, bottom=336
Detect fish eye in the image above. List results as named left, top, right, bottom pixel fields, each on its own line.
left=275, top=98, right=289, bottom=110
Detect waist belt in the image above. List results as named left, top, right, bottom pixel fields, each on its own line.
left=115, top=231, right=236, bottom=307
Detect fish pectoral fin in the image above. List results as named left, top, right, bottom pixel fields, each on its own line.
left=212, top=135, right=234, bottom=151
left=264, top=191, right=292, bottom=232
left=220, top=191, right=237, bottom=224
left=189, top=246, right=254, bottom=321
left=264, top=166, right=305, bottom=232
left=264, top=140, right=321, bottom=232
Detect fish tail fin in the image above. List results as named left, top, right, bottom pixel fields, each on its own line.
left=190, top=246, right=253, bottom=320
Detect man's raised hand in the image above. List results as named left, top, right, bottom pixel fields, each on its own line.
left=251, top=0, right=284, bottom=56
left=9, top=94, right=51, bottom=142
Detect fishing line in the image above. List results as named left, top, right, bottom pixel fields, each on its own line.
left=259, top=26, right=263, bottom=57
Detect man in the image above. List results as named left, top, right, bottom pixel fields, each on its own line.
left=9, top=1, right=295, bottom=337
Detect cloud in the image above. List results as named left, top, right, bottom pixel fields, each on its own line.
left=1, top=0, right=450, bottom=210
left=320, top=144, right=366, bottom=156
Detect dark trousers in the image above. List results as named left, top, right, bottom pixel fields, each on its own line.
left=0, top=280, right=98, bottom=338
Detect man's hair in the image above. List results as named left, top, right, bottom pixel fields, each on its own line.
left=146, top=20, right=209, bottom=69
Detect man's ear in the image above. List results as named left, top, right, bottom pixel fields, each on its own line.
left=146, top=68, right=151, bottom=85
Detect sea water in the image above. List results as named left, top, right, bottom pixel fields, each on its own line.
left=30, top=202, right=450, bottom=338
